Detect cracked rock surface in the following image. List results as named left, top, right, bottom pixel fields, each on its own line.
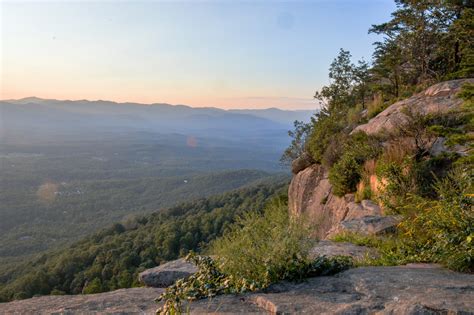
left=2, top=264, right=473, bottom=314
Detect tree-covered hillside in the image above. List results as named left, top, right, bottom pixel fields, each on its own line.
left=283, top=0, right=473, bottom=273
left=0, top=180, right=288, bottom=302
left=0, top=123, right=291, bottom=266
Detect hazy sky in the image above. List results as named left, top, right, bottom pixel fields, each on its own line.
left=1, top=0, right=396, bottom=110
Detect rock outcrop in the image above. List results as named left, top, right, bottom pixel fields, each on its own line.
left=288, top=164, right=388, bottom=239
left=291, top=152, right=314, bottom=174
left=138, top=258, right=198, bottom=288
left=288, top=79, right=472, bottom=239
left=327, top=215, right=402, bottom=238
left=353, top=78, right=473, bottom=135
left=4, top=265, right=472, bottom=314
left=309, top=240, right=379, bottom=262
left=249, top=264, right=474, bottom=314
left=0, top=287, right=164, bottom=315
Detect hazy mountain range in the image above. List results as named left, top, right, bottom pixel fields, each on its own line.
left=1, top=97, right=316, bottom=141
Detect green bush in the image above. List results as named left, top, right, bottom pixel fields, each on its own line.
left=329, top=153, right=361, bottom=197
left=328, top=133, right=382, bottom=197
left=156, top=196, right=354, bottom=314
left=156, top=253, right=353, bottom=315
left=156, top=194, right=354, bottom=314
left=209, top=196, right=313, bottom=286
left=333, top=167, right=474, bottom=272
left=306, top=112, right=345, bottom=164
left=82, top=278, right=103, bottom=294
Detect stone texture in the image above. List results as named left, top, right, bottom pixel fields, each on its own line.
left=430, top=136, right=471, bottom=157
left=138, top=258, right=198, bottom=288
left=0, top=287, right=164, bottom=315
left=291, top=152, right=314, bottom=174
left=309, top=240, right=379, bottom=262
left=353, top=79, right=474, bottom=135
left=3, top=265, right=473, bottom=314
left=288, top=164, right=386, bottom=239
left=249, top=264, right=474, bottom=314
left=360, top=199, right=382, bottom=215
left=338, top=215, right=402, bottom=236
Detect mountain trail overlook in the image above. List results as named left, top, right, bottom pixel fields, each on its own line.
left=2, top=79, right=473, bottom=314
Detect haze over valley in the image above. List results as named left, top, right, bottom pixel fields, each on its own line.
left=0, top=97, right=313, bottom=267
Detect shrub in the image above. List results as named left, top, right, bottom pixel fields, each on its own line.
left=346, top=103, right=364, bottom=126
left=156, top=253, right=353, bottom=314
left=375, top=160, right=416, bottom=211
left=333, top=167, right=474, bottom=272
left=209, top=197, right=313, bottom=286
left=156, top=197, right=354, bottom=314
left=82, top=278, right=103, bottom=294
left=328, top=133, right=382, bottom=197
left=355, top=181, right=372, bottom=203
left=396, top=168, right=473, bottom=271
left=306, top=112, right=345, bottom=164
left=367, top=93, right=386, bottom=118
left=329, top=153, right=361, bottom=197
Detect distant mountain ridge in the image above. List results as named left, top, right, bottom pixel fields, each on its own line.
left=3, top=97, right=316, bottom=126
left=1, top=97, right=316, bottom=144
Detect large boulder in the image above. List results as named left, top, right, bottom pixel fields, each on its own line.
left=353, top=79, right=474, bottom=135
left=291, top=152, right=314, bottom=174
left=288, top=164, right=385, bottom=239
left=138, top=258, right=198, bottom=288
left=310, top=240, right=379, bottom=262
left=333, top=215, right=402, bottom=237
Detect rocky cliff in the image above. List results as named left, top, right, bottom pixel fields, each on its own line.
left=288, top=79, right=473, bottom=239
left=354, top=79, right=473, bottom=135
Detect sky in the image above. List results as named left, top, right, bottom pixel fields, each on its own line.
left=0, top=0, right=396, bottom=110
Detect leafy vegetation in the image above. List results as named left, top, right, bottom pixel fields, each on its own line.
left=333, top=167, right=473, bottom=272
left=157, top=253, right=352, bottom=315
left=157, top=198, right=353, bottom=314
left=284, top=1, right=474, bottom=275
left=328, top=132, right=381, bottom=196
left=209, top=196, right=313, bottom=286
left=283, top=1, right=473, bottom=168
left=0, top=181, right=287, bottom=302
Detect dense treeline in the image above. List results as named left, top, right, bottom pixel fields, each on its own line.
left=0, top=181, right=287, bottom=302
left=1, top=166, right=281, bottom=261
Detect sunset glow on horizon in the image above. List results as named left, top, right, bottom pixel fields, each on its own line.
left=1, top=1, right=396, bottom=110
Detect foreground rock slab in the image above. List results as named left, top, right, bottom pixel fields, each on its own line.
left=249, top=264, right=474, bottom=314
left=2, top=265, right=473, bottom=314
left=0, top=287, right=164, bottom=315
left=138, top=258, right=198, bottom=287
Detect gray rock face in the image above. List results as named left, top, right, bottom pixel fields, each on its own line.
left=353, top=79, right=473, bottom=135
left=338, top=215, right=402, bottom=236
left=288, top=164, right=386, bottom=239
left=310, top=240, right=379, bottom=262
left=138, top=258, right=198, bottom=288
left=248, top=264, right=474, bottom=314
left=3, top=265, right=473, bottom=314
left=0, top=287, right=164, bottom=315
left=291, top=152, right=314, bottom=174
left=360, top=199, right=382, bottom=215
